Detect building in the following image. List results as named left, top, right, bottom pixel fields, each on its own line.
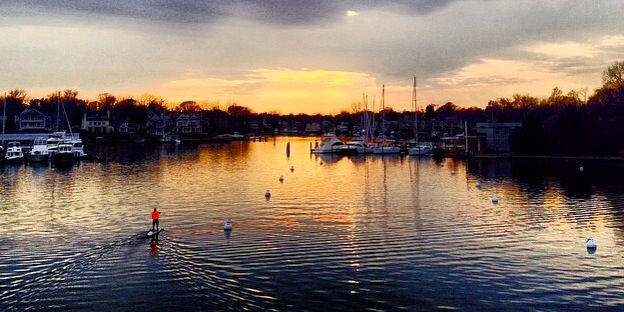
left=146, top=110, right=167, bottom=136
left=174, top=113, right=201, bottom=134
left=81, top=111, right=113, bottom=133
left=14, top=108, right=50, bottom=131
left=118, top=122, right=141, bottom=135
left=304, top=122, right=321, bottom=133
left=475, top=122, right=522, bottom=152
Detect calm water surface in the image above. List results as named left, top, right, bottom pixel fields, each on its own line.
left=1, top=137, right=624, bottom=311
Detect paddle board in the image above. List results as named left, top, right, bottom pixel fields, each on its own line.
left=146, top=228, right=165, bottom=237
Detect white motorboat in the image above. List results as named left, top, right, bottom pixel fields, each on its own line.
left=371, top=144, right=401, bottom=154
left=68, top=138, right=86, bottom=159
left=408, top=142, right=433, bottom=156
left=312, top=134, right=345, bottom=153
left=5, top=142, right=24, bottom=163
left=51, top=142, right=74, bottom=163
left=46, top=131, right=67, bottom=158
left=370, top=141, right=401, bottom=155
left=340, top=140, right=371, bottom=154
left=29, top=138, right=49, bottom=162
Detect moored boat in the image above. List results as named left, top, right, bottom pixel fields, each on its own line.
left=50, top=142, right=74, bottom=163
left=29, top=137, right=49, bottom=162
left=5, top=141, right=24, bottom=163
left=312, top=134, right=345, bottom=153
left=408, top=142, right=433, bottom=156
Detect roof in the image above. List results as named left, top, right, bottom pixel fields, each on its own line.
left=19, top=108, right=46, bottom=117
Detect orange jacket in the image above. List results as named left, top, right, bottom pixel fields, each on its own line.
left=151, top=211, right=161, bottom=220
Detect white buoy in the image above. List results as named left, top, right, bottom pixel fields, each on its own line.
left=290, top=166, right=294, bottom=172
left=476, top=180, right=482, bottom=188
left=586, top=237, right=597, bottom=249
left=265, top=190, right=271, bottom=199
left=491, top=196, right=499, bottom=203
left=224, top=218, right=233, bottom=231
left=279, top=175, right=284, bottom=182
left=579, top=166, right=584, bottom=173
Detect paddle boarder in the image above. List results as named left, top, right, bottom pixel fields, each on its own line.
left=151, top=208, right=161, bottom=232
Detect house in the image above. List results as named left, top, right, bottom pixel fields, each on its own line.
left=118, top=122, right=141, bottom=135
left=304, top=122, right=321, bottom=133
left=14, top=108, right=50, bottom=131
left=475, top=122, right=522, bottom=152
left=81, top=111, right=113, bottom=133
left=174, top=113, right=201, bottom=134
left=146, top=110, right=167, bottom=136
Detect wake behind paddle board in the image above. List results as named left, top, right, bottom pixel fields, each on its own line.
left=146, top=228, right=165, bottom=238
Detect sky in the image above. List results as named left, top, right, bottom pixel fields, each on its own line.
left=1, top=0, right=624, bottom=114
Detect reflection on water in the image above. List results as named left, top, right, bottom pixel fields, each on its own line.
left=2, top=138, right=624, bottom=311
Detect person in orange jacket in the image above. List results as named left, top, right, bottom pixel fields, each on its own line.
left=151, top=208, right=161, bottom=232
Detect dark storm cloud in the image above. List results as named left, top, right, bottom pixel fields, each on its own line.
left=0, top=0, right=465, bottom=25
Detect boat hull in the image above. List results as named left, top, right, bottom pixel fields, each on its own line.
left=29, top=153, right=49, bottom=162
left=408, top=149, right=432, bottom=156
left=4, top=156, right=24, bottom=163
left=51, top=152, right=74, bottom=163
left=371, top=147, right=401, bottom=154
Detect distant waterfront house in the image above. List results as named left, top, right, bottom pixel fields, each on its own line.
left=118, top=122, right=141, bottom=135
left=146, top=110, right=166, bottom=136
left=14, top=108, right=50, bottom=131
left=305, top=122, right=321, bottom=133
left=81, top=111, right=113, bottom=133
left=174, top=113, right=201, bottom=134
left=475, top=122, right=522, bottom=152
left=250, top=120, right=260, bottom=131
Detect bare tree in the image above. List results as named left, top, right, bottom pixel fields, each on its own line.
left=602, top=60, right=624, bottom=90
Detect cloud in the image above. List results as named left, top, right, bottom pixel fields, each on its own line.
left=0, top=1, right=466, bottom=26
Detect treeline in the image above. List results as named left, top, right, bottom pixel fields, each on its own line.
left=1, top=61, right=624, bottom=155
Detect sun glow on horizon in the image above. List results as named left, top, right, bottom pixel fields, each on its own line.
left=153, top=68, right=378, bottom=114
left=346, top=10, right=359, bottom=17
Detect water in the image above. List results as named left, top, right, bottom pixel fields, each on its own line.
left=1, top=137, right=624, bottom=311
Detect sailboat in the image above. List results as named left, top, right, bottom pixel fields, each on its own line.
left=371, top=85, right=401, bottom=154
left=408, top=77, right=433, bottom=156
left=51, top=92, right=84, bottom=163
left=337, top=93, right=372, bottom=154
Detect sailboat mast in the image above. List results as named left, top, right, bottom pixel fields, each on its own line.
left=371, top=96, right=376, bottom=140
left=60, top=94, right=73, bottom=138
left=365, top=94, right=369, bottom=142
left=56, top=92, right=61, bottom=131
left=362, top=93, right=366, bottom=141
left=2, top=92, right=6, bottom=146
left=381, top=84, right=385, bottom=144
left=413, top=76, right=418, bottom=143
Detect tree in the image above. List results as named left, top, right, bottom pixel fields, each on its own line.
left=98, top=93, right=116, bottom=111
left=424, top=104, right=436, bottom=119
left=7, top=89, right=28, bottom=104
left=436, top=102, right=457, bottom=118
left=227, top=104, right=253, bottom=116
left=602, top=60, right=624, bottom=91
left=138, top=94, right=166, bottom=111
left=178, top=101, right=201, bottom=113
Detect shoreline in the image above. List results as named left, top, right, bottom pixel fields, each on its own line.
left=471, top=154, right=624, bottom=161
